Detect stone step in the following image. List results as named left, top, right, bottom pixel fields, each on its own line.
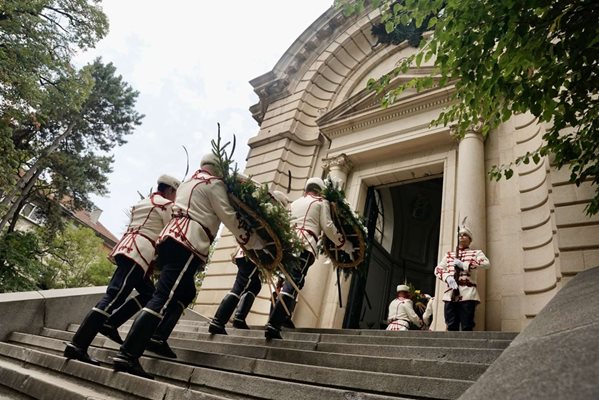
left=58, top=326, right=502, bottom=365
left=0, top=356, right=121, bottom=400
left=108, top=321, right=518, bottom=340
left=6, top=334, right=414, bottom=400
left=0, top=341, right=228, bottom=400
left=69, top=322, right=512, bottom=350
left=43, top=328, right=490, bottom=381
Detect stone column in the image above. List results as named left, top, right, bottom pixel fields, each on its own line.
left=455, top=129, right=487, bottom=330
left=293, top=154, right=353, bottom=327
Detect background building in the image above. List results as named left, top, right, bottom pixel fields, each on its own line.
left=194, top=6, right=599, bottom=332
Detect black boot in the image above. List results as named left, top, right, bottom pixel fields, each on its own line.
left=113, top=351, right=154, bottom=380
left=121, top=310, right=162, bottom=358
left=113, top=310, right=161, bottom=379
left=146, top=303, right=184, bottom=359
left=208, top=293, right=240, bottom=335
left=100, top=297, right=143, bottom=344
left=64, top=309, right=107, bottom=365
left=265, top=295, right=295, bottom=340
left=232, top=292, right=255, bottom=329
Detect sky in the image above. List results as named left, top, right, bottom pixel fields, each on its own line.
left=76, top=0, right=333, bottom=236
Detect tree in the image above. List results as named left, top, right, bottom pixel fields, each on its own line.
left=0, top=231, right=45, bottom=293
left=0, top=0, right=108, bottom=116
left=40, top=224, right=114, bottom=289
left=336, top=0, right=599, bottom=214
left=0, top=58, right=143, bottom=233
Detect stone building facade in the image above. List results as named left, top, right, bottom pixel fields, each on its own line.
left=194, top=7, right=599, bottom=332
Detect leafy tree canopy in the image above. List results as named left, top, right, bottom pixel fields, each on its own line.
left=0, top=0, right=108, bottom=116
left=41, top=223, right=113, bottom=289
left=336, top=0, right=599, bottom=214
left=0, top=58, right=143, bottom=233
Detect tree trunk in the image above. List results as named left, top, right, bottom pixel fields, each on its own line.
left=0, top=122, right=75, bottom=223
left=0, top=167, right=43, bottom=232
left=6, top=198, right=26, bottom=234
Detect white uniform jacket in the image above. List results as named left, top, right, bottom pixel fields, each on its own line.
left=158, top=169, right=257, bottom=261
left=290, top=193, right=345, bottom=255
left=434, top=247, right=490, bottom=302
left=109, top=192, right=174, bottom=272
left=386, top=297, right=422, bottom=330
left=422, top=298, right=434, bottom=326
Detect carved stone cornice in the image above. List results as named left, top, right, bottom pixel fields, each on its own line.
left=318, top=84, right=457, bottom=138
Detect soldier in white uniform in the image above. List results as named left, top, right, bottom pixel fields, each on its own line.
left=386, top=284, right=423, bottom=331
left=209, top=190, right=290, bottom=335
left=63, top=174, right=180, bottom=365
left=265, top=177, right=354, bottom=340
left=434, top=226, right=490, bottom=331
left=113, top=153, right=264, bottom=379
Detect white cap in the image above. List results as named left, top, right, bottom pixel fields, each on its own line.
left=396, top=284, right=410, bottom=293
left=157, top=174, right=181, bottom=189
left=305, top=177, right=325, bottom=191
left=200, top=153, right=221, bottom=176
left=271, top=190, right=289, bottom=207
left=200, top=153, right=219, bottom=167
left=459, top=226, right=473, bottom=241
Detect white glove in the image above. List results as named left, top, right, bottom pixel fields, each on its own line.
left=445, top=276, right=458, bottom=290
left=245, top=235, right=265, bottom=250
left=453, top=259, right=467, bottom=270
left=340, top=241, right=354, bottom=261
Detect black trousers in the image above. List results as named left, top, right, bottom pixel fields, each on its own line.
left=444, top=300, right=477, bottom=331
left=280, top=250, right=315, bottom=299
left=145, top=238, right=204, bottom=315
left=231, top=256, right=262, bottom=297
left=95, top=255, right=155, bottom=313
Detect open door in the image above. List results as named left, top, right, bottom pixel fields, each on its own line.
left=344, top=178, right=442, bottom=329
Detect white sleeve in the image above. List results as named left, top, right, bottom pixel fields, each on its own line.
left=423, top=300, right=434, bottom=324
left=161, top=202, right=173, bottom=227
left=320, top=200, right=345, bottom=247
left=405, top=300, right=422, bottom=327
left=209, top=181, right=251, bottom=245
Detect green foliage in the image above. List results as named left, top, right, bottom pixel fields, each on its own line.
left=0, top=0, right=108, bottom=118
left=0, top=58, right=143, bottom=232
left=336, top=0, right=599, bottom=215
left=41, top=224, right=113, bottom=289
left=0, top=231, right=45, bottom=293
left=0, top=224, right=114, bottom=292
left=321, top=178, right=367, bottom=276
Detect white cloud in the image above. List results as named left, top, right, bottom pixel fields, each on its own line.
left=81, top=0, right=332, bottom=235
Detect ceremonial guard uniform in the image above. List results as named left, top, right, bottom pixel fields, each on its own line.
left=434, top=226, right=490, bottom=331
left=265, top=177, right=353, bottom=340
left=386, top=284, right=423, bottom=331
left=113, top=154, right=263, bottom=379
left=209, top=190, right=290, bottom=335
left=64, top=175, right=180, bottom=365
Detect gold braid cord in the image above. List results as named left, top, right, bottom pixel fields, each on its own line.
left=323, top=203, right=366, bottom=269
left=229, top=195, right=283, bottom=272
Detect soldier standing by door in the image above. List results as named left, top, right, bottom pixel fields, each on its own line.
left=434, top=226, right=490, bottom=331
left=64, top=174, right=180, bottom=365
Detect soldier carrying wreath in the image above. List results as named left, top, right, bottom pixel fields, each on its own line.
left=264, top=177, right=354, bottom=340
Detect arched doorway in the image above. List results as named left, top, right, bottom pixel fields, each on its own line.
left=344, top=177, right=442, bottom=329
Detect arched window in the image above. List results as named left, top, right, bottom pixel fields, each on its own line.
left=373, top=189, right=384, bottom=244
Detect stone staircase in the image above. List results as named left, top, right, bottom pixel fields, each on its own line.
left=0, top=319, right=516, bottom=400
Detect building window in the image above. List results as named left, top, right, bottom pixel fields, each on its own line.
left=20, top=203, right=46, bottom=225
